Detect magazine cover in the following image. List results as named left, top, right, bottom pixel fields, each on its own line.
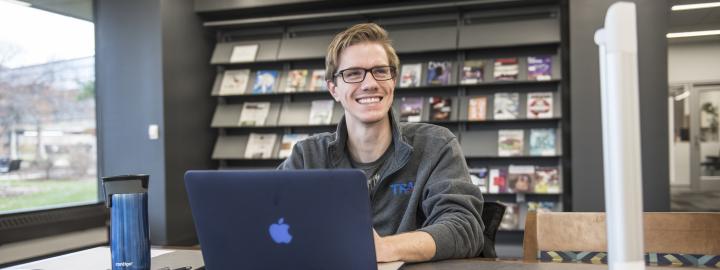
left=252, top=70, right=279, bottom=94
left=308, top=100, right=334, bottom=125
left=527, top=92, right=554, bottom=119
left=244, top=133, right=277, bottom=159
left=499, top=202, right=519, bottom=230
left=507, top=165, right=535, bottom=193
left=429, top=96, right=452, bottom=121
left=399, top=97, right=424, bottom=122
left=488, top=167, right=508, bottom=194
left=493, top=92, right=520, bottom=120
left=238, top=102, right=271, bottom=127
left=527, top=56, right=552, bottom=81
left=426, top=61, right=452, bottom=85
left=493, top=58, right=519, bottom=81
left=278, top=133, right=309, bottom=159
left=467, top=96, right=487, bottom=121
left=469, top=167, right=489, bottom=193
left=529, top=128, right=556, bottom=156
left=461, top=60, right=484, bottom=84
left=308, top=69, right=326, bottom=91
left=498, top=129, right=524, bottom=156
left=284, top=69, right=308, bottom=92
left=533, top=167, right=561, bottom=194
left=399, top=63, right=422, bottom=88
left=218, top=69, right=250, bottom=95
left=527, top=201, right=557, bottom=213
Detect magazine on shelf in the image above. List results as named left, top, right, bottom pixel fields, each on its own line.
left=527, top=56, right=552, bottom=81
left=498, top=129, right=524, bottom=156
left=278, top=133, right=309, bottom=159
left=399, top=63, right=422, bottom=88
left=229, top=44, right=258, bottom=63
left=529, top=129, right=556, bottom=156
left=488, top=167, right=508, bottom=194
left=252, top=70, right=279, bottom=94
left=493, top=58, right=519, bottom=81
left=426, top=61, right=452, bottom=85
left=244, top=133, right=277, bottom=159
left=469, top=167, right=489, bottom=193
left=218, top=69, right=250, bottom=95
left=284, top=69, right=308, bottom=92
left=399, top=97, right=424, bottom=122
left=507, top=165, right=535, bottom=193
left=308, top=69, right=326, bottom=91
left=461, top=60, right=484, bottom=84
left=308, top=100, right=334, bottom=125
left=467, top=96, right=487, bottom=121
left=527, top=92, right=554, bottom=119
left=429, top=96, right=452, bottom=121
left=527, top=201, right=558, bottom=213
left=238, top=102, right=271, bottom=127
left=533, top=167, right=561, bottom=194
left=499, top=202, right=519, bottom=230
left=493, top=92, right=520, bottom=120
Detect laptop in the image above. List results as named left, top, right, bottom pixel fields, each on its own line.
left=184, top=169, right=378, bottom=270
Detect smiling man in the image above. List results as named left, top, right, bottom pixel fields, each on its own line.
left=278, top=23, right=487, bottom=262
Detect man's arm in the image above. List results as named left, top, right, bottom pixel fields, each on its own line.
left=373, top=229, right=435, bottom=262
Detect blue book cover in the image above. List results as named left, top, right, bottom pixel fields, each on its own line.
left=252, top=70, right=279, bottom=94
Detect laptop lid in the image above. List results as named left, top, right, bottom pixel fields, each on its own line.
left=184, top=169, right=377, bottom=270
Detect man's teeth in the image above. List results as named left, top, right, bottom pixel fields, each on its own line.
left=357, top=97, right=381, bottom=104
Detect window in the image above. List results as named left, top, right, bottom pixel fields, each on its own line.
left=0, top=1, right=97, bottom=215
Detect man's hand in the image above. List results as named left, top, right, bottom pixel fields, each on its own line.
left=373, top=229, right=436, bottom=263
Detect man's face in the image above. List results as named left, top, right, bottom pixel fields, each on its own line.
left=328, top=42, right=395, bottom=125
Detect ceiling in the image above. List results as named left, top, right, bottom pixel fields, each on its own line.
left=24, top=0, right=92, bottom=22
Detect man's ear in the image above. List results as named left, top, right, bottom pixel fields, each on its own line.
left=327, top=80, right=340, bottom=102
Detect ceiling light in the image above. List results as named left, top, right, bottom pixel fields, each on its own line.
left=674, top=91, right=690, bottom=101
left=667, top=29, right=720, bottom=38
left=671, top=2, right=720, bottom=11
left=0, top=0, right=30, bottom=7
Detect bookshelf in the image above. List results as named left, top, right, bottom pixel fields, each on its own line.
left=203, top=2, right=570, bottom=235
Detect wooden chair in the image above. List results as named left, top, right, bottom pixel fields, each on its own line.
left=523, top=212, right=720, bottom=267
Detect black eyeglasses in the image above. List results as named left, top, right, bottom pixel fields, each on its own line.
left=333, top=66, right=396, bottom=84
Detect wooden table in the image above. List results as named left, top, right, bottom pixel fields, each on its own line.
left=402, top=258, right=699, bottom=269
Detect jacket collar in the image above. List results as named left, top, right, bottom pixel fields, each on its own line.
left=327, top=109, right=413, bottom=170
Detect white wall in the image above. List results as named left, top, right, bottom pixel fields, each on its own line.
left=668, top=40, right=720, bottom=83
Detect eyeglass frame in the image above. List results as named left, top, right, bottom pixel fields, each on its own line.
left=332, top=66, right=397, bottom=84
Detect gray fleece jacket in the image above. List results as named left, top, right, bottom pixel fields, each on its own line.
left=277, top=110, right=485, bottom=260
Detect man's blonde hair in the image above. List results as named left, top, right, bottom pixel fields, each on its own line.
left=325, top=23, right=400, bottom=83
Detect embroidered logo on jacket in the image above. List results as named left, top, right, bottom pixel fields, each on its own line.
left=390, top=181, right=415, bottom=195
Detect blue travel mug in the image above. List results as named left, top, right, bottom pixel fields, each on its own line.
left=102, top=175, right=150, bottom=270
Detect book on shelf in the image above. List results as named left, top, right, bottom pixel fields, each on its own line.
left=218, top=69, right=250, bottom=95
left=527, top=201, right=558, bottom=213
left=252, top=70, right=279, bottom=94
left=399, top=97, right=424, bottom=122
left=488, top=167, right=508, bottom=194
left=229, top=44, right=258, bottom=63
left=533, top=167, right=561, bottom=194
left=461, top=60, right=484, bottom=85
left=527, top=92, right=554, bottom=119
left=244, top=133, right=277, bottom=159
left=469, top=167, right=489, bottom=193
left=238, top=102, right=271, bottom=126
left=399, top=63, right=422, bottom=88
left=429, top=96, right=452, bottom=121
left=507, top=165, right=535, bottom=193
left=493, top=92, right=520, bottom=120
left=493, top=58, right=519, bottom=81
left=498, top=129, right=524, bottom=156
left=284, top=69, right=308, bottom=92
left=467, top=96, right=487, bottom=121
left=426, top=61, right=452, bottom=85
left=308, top=100, right=335, bottom=125
left=308, top=69, right=326, bottom=91
left=527, top=56, right=552, bottom=81
left=278, top=133, right=309, bottom=159
left=499, top=202, right=519, bottom=230
left=529, top=128, right=556, bottom=156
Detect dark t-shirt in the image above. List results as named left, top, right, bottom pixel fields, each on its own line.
left=348, top=143, right=393, bottom=191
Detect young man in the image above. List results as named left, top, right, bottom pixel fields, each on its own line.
left=278, top=23, right=486, bottom=262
